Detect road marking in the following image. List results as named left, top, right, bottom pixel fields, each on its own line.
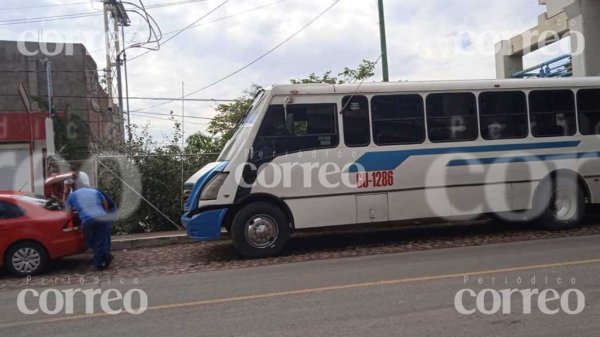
left=1, top=257, right=599, bottom=328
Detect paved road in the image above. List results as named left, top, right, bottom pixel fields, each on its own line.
left=0, top=235, right=599, bottom=337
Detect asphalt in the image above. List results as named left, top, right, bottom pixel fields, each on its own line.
left=0, top=235, right=599, bottom=337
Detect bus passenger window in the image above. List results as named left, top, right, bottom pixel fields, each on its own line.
left=577, top=89, right=600, bottom=135
left=529, top=90, right=576, bottom=137
left=426, top=93, right=478, bottom=143
left=479, top=91, right=528, bottom=140
left=371, top=95, right=425, bottom=145
left=253, top=104, right=338, bottom=159
left=342, top=95, right=371, bottom=147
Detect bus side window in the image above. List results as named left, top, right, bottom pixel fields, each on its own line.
left=426, top=93, right=478, bottom=143
left=479, top=91, right=528, bottom=140
left=342, top=95, right=371, bottom=147
left=371, top=94, right=425, bottom=145
left=253, top=104, right=338, bottom=160
left=529, top=90, right=576, bottom=137
left=577, top=89, right=600, bottom=135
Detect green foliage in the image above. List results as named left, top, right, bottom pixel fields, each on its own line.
left=290, top=59, right=376, bottom=85
left=98, top=116, right=218, bottom=234
left=185, top=84, right=260, bottom=153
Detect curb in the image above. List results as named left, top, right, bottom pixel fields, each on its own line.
left=112, top=234, right=193, bottom=251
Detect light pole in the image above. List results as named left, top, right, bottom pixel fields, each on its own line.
left=378, top=0, right=390, bottom=82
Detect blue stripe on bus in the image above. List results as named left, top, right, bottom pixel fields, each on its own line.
left=348, top=141, right=581, bottom=173
left=447, top=151, right=600, bottom=167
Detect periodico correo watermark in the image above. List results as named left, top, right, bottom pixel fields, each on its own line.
left=454, top=275, right=585, bottom=315
left=16, top=276, right=148, bottom=315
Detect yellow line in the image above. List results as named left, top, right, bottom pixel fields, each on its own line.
left=1, top=258, right=599, bottom=329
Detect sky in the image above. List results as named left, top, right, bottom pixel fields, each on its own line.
left=0, top=0, right=569, bottom=142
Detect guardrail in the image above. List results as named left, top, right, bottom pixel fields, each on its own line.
left=513, top=54, right=573, bottom=78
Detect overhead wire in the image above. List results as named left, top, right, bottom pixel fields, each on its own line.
left=160, top=0, right=289, bottom=37
left=133, top=0, right=342, bottom=112
left=0, top=0, right=206, bottom=25
left=0, top=1, right=92, bottom=11
left=129, top=0, right=229, bottom=61
left=85, top=0, right=289, bottom=56
left=0, top=92, right=235, bottom=102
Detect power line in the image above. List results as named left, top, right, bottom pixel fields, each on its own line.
left=0, top=1, right=92, bottom=11
left=131, top=110, right=212, bottom=120
left=134, top=0, right=342, bottom=112
left=129, top=0, right=229, bottom=61
left=0, top=93, right=235, bottom=102
left=86, top=0, right=289, bottom=56
left=163, top=0, right=289, bottom=35
left=0, top=0, right=207, bottom=26
left=0, top=106, right=214, bottom=124
left=129, top=112, right=208, bottom=125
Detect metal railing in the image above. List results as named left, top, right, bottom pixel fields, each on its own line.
left=513, top=54, right=573, bottom=79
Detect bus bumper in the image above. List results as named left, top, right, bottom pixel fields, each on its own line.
left=182, top=208, right=228, bottom=241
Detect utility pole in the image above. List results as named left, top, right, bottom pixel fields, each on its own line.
left=377, top=0, right=390, bottom=82
left=122, top=27, right=132, bottom=143
left=45, top=61, right=54, bottom=117
left=102, top=0, right=130, bottom=144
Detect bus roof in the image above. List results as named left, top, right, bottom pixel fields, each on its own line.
left=270, top=77, right=600, bottom=96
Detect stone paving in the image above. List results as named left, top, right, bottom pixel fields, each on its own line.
left=2, top=216, right=600, bottom=290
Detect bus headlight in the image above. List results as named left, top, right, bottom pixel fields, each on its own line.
left=200, top=173, right=229, bottom=201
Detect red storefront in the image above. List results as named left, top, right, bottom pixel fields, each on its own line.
left=0, top=111, right=51, bottom=194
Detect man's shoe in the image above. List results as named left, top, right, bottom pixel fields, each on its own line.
left=95, top=263, right=106, bottom=271
left=104, top=254, right=114, bottom=269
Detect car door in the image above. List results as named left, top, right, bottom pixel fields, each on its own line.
left=0, top=200, right=25, bottom=253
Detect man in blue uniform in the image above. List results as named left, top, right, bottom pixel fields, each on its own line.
left=66, top=181, right=114, bottom=271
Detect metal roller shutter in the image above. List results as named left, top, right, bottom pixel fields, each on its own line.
left=0, top=144, right=32, bottom=192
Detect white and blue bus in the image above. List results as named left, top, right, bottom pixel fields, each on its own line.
left=182, top=77, right=600, bottom=258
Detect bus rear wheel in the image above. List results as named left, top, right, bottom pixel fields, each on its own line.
left=536, top=176, right=585, bottom=231
left=231, top=202, right=290, bottom=258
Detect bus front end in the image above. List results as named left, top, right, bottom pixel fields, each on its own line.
left=181, top=89, right=266, bottom=242
left=181, top=161, right=231, bottom=241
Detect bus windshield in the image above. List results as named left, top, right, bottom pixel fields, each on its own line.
left=217, top=89, right=266, bottom=161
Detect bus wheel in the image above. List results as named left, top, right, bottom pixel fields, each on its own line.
left=231, top=202, right=290, bottom=259
left=537, top=176, right=585, bottom=231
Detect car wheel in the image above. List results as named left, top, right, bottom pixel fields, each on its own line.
left=536, top=176, right=585, bottom=231
left=5, top=242, right=48, bottom=277
left=231, top=202, right=290, bottom=259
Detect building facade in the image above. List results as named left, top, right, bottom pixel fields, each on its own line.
left=0, top=40, right=123, bottom=193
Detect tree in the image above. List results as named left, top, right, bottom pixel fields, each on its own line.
left=290, top=59, right=376, bottom=84
left=185, top=84, right=261, bottom=154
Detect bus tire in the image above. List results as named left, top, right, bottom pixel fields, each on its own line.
left=231, top=202, right=290, bottom=258
left=536, top=176, right=585, bottom=231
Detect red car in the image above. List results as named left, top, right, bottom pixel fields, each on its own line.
left=0, top=192, right=85, bottom=277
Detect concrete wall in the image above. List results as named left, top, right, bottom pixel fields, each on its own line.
left=495, top=0, right=600, bottom=78
left=566, top=0, right=600, bottom=76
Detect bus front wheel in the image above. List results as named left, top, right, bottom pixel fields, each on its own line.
left=231, top=202, right=290, bottom=258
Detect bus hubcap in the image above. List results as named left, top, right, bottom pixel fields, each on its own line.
left=12, top=248, right=41, bottom=273
left=245, top=215, right=279, bottom=249
left=552, top=189, right=577, bottom=221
